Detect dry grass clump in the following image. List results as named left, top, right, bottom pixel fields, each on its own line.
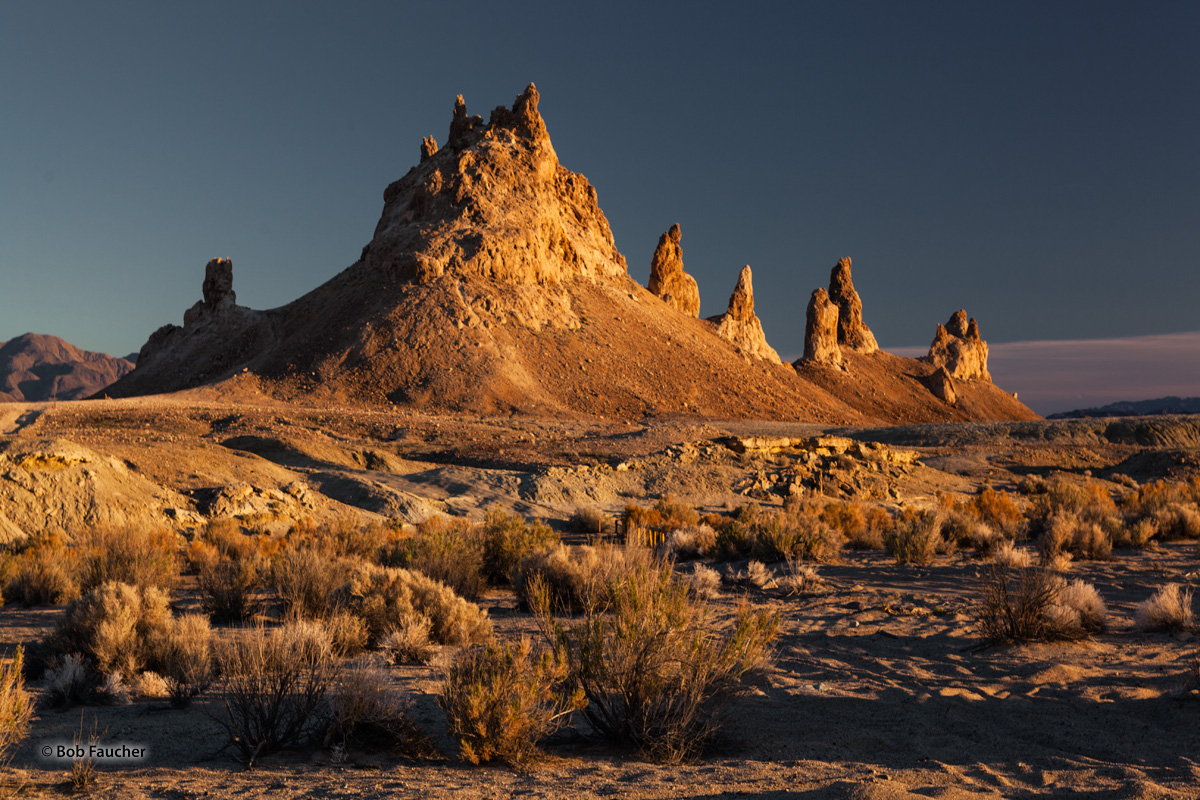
left=885, top=510, right=944, bottom=565
left=778, top=561, right=826, bottom=596
left=977, top=566, right=1102, bottom=643
left=2, top=536, right=80, bottom=606
left=0, top=647, right=32, bottom=763
left=1134, top=584, right=1195, bottom=632
left=75, top=526, right=180, bottom=595
left=532, top=559, right=781, bottom=763
left=684, top=563, right=722, bottom=600
left=513, top=543, right=653, bottom=613
left=661, top=525, right=717, bottom=560
left=439, top=637, right=583, bottom=766
left=990, top=539, right=1034, bottom=568
left=336, top=563, right=490, bottom=648
left=50, top=582, right=173, bottom=678
left=326, top=654, right=430, bottom=755
left=379, top=616, right=437, bottom=666
left=214, top=620, right=339, bottom=766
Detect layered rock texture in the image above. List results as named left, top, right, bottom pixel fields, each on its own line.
left=647, top=224, right=700, bottom=317
left=106, top=84, right=1034, bottom=424
left=0, top=334, right=133, bottom=402
left=712, top=267, right=782, bottom=364
left=828, top=258, right=877, bottom=354
left=802, top=289, right=842, bottom=367
left=927, top=310, right=991, bottom=382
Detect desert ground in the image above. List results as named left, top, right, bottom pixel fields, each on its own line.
left=1, top=396, right=1198, bottom=798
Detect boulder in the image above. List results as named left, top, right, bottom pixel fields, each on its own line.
left=926, top=311, right=990, bottom=381
left=927, top=365, right=957, bottom=405
left=647, top=224, right=701, bottom=317
left=713, top=266, right=782, bottom=364
left=827, top=257, right=877, bottom=353
left=801, top=288, right=842, bottom=366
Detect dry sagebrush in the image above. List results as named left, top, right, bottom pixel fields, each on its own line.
left=1134, top=584, right=1195, bottom=632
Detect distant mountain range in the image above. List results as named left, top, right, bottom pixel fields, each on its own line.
left=1048, top=397, right=1200, bottom=419
left=0, top=333, right=134, bottom=402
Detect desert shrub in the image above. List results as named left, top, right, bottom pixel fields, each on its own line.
left=128, top=670, right=169, bottom=699
left=750, top=508, right=842, bottom=564
left=712, top=519, right=753, bottom=560
left=991, top=540, right=1034, bottom=568
left=885, top=510, right=943, bottom=565
left=74, top=526, right=180, bottom=595
left=2, top=539, right=80, bottom=606
left=336, top=563, right=491, bottom=648
left=43, top=653, right=94, bottom=708
left=532, top=561, right=781, bottom=763
left=977, top=566, right=1094, bottom=643
left=151, top=613, right=214, bottom=708
left=744, top=560, right=777, bottom=589
left=326, top=654, right=429, bottom=754
left=1151, top=504, right=1200, bottom=541
left=480, top=509, right=558, bottom=586
left=387, top=516, right=486, bottom=600
left=827, top=503, right=888, bottom=550
left=1134, top=584, right=1195, bottom=632
left=322, top=610, right=369, bottom=657
left=214, top=620, right=339, bottom=766
left=622, top=497, right=700, bottom=548
left=439, top=637, right=583, bottom=766
left=1046, top=577, right=1107, bottom=633
left=661, top=525, right=717, bottom=561
left=512, top=544, right=653, bottom=613
left=271, top=548, right=353, bottom=618
left=199, top=556, right=267, bottom=623
left=1122, top=480, right=1189, bottom=518
left=684, top=563, right=722, bottom=600
left=569, top=505, right=609, bottom=536
left=778, top=561, right=826, bottom=596
left=197, top=518, right=259, bottom=561
left=1032, top=481, right=1120, bottom=539
left=1039, top=513, right=1112, bottom=561
left=971, top=488, right=1026, bottom=539
left=50, top=582, right=172, bottom=677
left=1017, top=474, right=1047, bottom=495
left=380, top=616, right=437, bottom=665
left=0, top=647, right=31, bottom=764
left=1115, top=517, right=1160, bottom=549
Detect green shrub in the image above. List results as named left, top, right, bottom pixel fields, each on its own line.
left=533, top=559, right=780, bottom=763
left=439, top=637, right=583, bottom=766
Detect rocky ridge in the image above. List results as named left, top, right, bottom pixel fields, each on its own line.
left=0, top=333, right=133, bottom=402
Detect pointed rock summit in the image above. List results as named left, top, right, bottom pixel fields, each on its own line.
left=801, top=288, right=842, bottom=367
left=828, top=257, right=877, bottom=353
left=713, top=266, right=781, bottom=364
left=647, top=224, right=700, bottom=317
left=927, top=310, right=990, bottom=381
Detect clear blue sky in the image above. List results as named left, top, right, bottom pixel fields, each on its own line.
left=3, top=2, right=1198, bottom=382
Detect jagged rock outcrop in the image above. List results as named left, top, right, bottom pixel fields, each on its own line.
left=927, top=366, right=957, bottom=405
left=712, top=266, right=782, bottom=364
left=800, top=288, right=842, bottom=367
left=926, top=310, right=990, bottom=381
left=647, top=224, right=700, bottom=317
left=420, top=136, right=438, bottom=161
left=828, top=257, right=877, bottom=353
left=0, top=334, right=133, bottom=402
left=202, top=257, right=235, bottom=306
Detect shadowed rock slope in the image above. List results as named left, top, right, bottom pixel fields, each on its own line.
left=106, top=85, right=1036, bottom=424
left=0, top=334, right=133, bottom=402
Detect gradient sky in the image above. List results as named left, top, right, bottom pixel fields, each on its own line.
left=2, top=1, right=1198, bottom=413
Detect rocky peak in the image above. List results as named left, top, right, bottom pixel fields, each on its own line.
left=713, top=266, right=781, bottom=364
left=202, top=257, right=235, bottom=308
left=827, top=257, right=877, bottom=353
left=420, top=136, right=438, bottom=162
left=926, top=310, right=990, bottom=381
left=647, top=224, right=700, bottom=317
left=801, top=288, right=842, bottom=367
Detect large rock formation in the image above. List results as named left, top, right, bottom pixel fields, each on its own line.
left=202, top=257, right=235, bottom=307
left=827, top=257, right=877, bottom=353
left=647, top=224, right=700, bottom=317
left=927, top=310, right=990, bottom=381
left=927, top=366, right=957, bottom=405
left=0, top=334, right=133, bottom=402
left=105, top=84, right=1037, bottom=424
left=712, top=267, right=782, bottom=364
left=800, top=288, right=842, bottom=367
